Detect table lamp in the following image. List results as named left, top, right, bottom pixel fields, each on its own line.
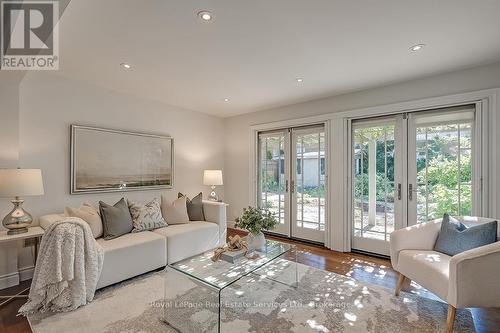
left=203, top=170, right=223, bottom=201
left=0, top=169, right=44, bottom=235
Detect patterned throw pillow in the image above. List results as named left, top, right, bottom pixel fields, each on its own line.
left=128, top=198, right=168, bottom=232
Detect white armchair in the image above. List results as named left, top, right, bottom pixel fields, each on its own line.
left=390, top=216, right=500, bottom=333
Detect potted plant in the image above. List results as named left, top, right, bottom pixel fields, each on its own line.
left=234, top=206, right=278, bottom=249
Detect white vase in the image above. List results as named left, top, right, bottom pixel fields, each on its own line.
left=246, top=231, right=266, bottom=250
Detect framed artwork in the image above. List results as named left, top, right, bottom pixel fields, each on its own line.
left=70, top=125, right=174, bottom=194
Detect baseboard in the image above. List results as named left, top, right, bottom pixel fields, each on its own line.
left=19, top=266, right=35, bottom=282
left=0, top=271, right=20, bottom=290
left=351, top=249, right=390, bottom=260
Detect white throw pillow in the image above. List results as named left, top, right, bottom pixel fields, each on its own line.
left=161, top=195, right=189, bottom=224
left=128, top=198, right=168, bottom=232
left=65, top=202, right=103, bottom=238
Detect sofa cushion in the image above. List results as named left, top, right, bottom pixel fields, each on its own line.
left=153, top=222, right=219, bottom=264
left=65, top=202, right=103, bottom=238
left=96, top=232, right=167, bottom=289
left=178, top=192, right=205, bottom=221
left=398, top=249, right=451, bottom=301
left=39, top=213, right=65, bottom=230
left=458, top=216, right=500, bottom=238
left=161, top=195, right=189, bottom=224
left=434, top=214, right=497, bottom=256
left=99, top=198, right=133, bottom=240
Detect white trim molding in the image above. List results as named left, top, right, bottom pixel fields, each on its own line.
left=19, top=265, right=35, bottom=282
left=0, top=271, right=19, bottom=290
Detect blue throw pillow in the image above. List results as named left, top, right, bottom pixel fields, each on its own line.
left=433, top=213, right=497, bottom=256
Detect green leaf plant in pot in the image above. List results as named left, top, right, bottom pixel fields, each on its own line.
left=234, top=206, right=278, bottom=250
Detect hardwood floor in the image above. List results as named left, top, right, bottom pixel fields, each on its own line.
left=0, top=279, right=31, bottom=333
left=231, top=229, right=500, bottom=333
left=1, top=228, right=498, bottom=333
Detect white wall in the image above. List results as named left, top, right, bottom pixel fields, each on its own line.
left=0, top=78, right=22, bottom=288
left=18, top=72, right=225, bottom=213
left=0, top=72, right=225, bottom=288
left=224, top=61, right=500, bottom=230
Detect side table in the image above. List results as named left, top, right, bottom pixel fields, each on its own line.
left=0, top=226, right=44, bottom=307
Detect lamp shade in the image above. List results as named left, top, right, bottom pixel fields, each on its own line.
left=203, top=170, right=223, bottom=186
left=0, top=169, right=44, bottom=197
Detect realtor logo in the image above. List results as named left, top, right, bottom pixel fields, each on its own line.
left=1, top=0, right=59, bottom=70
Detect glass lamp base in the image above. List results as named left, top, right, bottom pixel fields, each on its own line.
left=208, top=186, right=219, bottom=201
left=7, top=227, right=29, bottom=235
left=2, top=197, right=32, bottom=235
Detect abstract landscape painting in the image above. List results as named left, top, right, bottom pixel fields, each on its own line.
left=71, top=125, right=173, bottom=194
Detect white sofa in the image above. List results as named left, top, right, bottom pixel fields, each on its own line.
left=390, top=216, right=500, bottom=333
left=39, top=200, right=227, bottom=290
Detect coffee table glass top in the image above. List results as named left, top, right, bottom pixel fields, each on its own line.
left=168, top=239, right=294, bottom=290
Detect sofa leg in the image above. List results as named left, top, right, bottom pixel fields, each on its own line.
left=446, top=304, right=456, bottom=333
left=395, top=272, right=405, bottom=296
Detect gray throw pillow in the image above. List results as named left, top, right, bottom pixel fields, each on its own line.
left=99, top=198, right=133, bottom=240
left=434, top=213, right=497, bottom=256
left=178, top=192, right=205, bottom=221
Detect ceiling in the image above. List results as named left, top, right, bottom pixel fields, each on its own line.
left=25, top=1, right=500, bottom=116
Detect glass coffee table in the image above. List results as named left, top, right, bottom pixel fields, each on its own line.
left=162, top=239, right=297, bottom=333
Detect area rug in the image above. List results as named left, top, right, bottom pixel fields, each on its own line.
left=28, top=260, right=475, bottom=332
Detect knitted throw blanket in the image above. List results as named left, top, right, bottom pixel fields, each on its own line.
left=19, top=217, right=104, bottom=315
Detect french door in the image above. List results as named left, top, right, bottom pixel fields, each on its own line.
left=258, top=125, right=326, bottom=243
left=407, top=107, right=477, bottom=225
left=352, top=116, right=405, bottom=255
left=351, top=105, right=480, bottom=255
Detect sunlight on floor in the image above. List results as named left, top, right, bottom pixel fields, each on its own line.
left=306, top=319, right=330, bottom=332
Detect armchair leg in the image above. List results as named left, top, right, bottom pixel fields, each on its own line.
left=446, top=304, right=456, bottom=333
left=395, top=272, right=406, bottom=296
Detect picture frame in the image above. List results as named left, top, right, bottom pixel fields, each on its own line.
left=70, top=125, right=174, bottom=194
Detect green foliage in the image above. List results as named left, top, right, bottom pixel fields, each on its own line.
left=300, top=183, right=326, bottom=198
left=356, top=139, right=395, bottom=184
left=234, top=206, right=279, bottom=234
left=266, top=150, right=273, bottom=160
left=418, top=152, right=471, bottom=218
left=355, top=124, right=472, bottom=218
left=261, top=176, right=284, bottom=193
left=354, top=173, right=394, bottom=202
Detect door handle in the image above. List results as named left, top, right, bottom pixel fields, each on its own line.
left=290, top=180, right=295, bottom=194
left=285, top=180, right=289, bottom=193
left=397, top=183, right=402, bottom=200
left=408, top=184, right=415, bottom=201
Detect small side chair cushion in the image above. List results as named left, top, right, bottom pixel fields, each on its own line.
left=434, top=213, right=498, bottom=256
left=65, top=202, right=103, bottom=238
left=128, top=198, right=168, bottom=232
left=178, top=192, right=205, bottom=221
left=161, top=195, right=190, bottom=224
left=99, top=198, right=133, bottom=240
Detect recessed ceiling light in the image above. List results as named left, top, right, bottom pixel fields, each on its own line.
left=120, top=63, right=131, bottom=69
left=296, top=78, right=304, bottom=83
left=224, top=98, right=229, bottom=102
left=410, top=44, right=425, bottom=52
left=197, top=11, right=213, bottom=22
